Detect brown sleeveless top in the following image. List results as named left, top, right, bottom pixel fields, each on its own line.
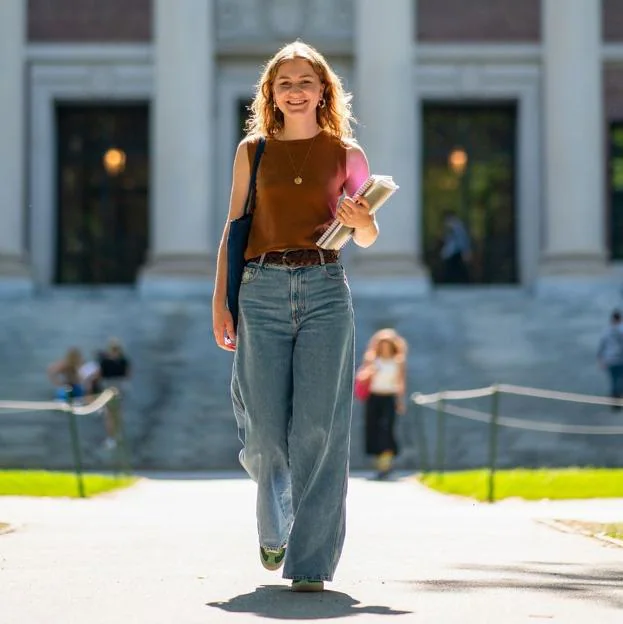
left=244, top=130, right=348, bottom=260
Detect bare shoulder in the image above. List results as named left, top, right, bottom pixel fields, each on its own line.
left=236, top=134, right=266, bottom=167
left=241, top=133, right=263, bottom=147
left=227, top=135, right=264, bottom=219
left=233, top=135, right=257, bottom=172
left=344, top=139, right=370, bottom=192
left=343, top=136, right=364, bottom=148
left=343, top=136, right=363, bottom=152
left=235, top=134, right=254, bottom=158
left=345, top=139, right=369, bottom=168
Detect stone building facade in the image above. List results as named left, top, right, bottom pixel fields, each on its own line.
left=1, top=0, right=623, bottom=296
left=2, top=1, right=623, bottom=470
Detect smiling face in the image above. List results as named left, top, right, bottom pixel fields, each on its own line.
left=273, top=58, right=324, bottom=121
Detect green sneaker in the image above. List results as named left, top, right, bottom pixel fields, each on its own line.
left=291, top=579, right=325, bottom=593
left=259, top=546, right=286, bottom=571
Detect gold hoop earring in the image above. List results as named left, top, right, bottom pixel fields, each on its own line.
left=273, top=102, right=277, bottom=111
left=318, top=98, right=326, bottom=109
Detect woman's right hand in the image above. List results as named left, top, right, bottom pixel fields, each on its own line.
left=213, top=305, right=236, bottom=352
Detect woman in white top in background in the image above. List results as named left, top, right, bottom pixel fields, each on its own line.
left=356, top=328, right=407, bottom=479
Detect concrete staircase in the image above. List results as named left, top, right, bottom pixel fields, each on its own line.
left=1, top=281, right=622, bottom=471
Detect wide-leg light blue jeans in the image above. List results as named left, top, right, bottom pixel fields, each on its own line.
left=231, top=258, right=354, bottom=582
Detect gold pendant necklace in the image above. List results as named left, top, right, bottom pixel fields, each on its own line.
left=284, top=132, right=319, bottom=185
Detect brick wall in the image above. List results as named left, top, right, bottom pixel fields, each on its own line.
left=28, top=0, right=152, bottom=42
left=417, top=0, right=540, bottom=42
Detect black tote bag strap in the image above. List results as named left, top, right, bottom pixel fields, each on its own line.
left=243, top=137, right=266, bottom=217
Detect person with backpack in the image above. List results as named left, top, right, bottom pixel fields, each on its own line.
left=597, top=309, right=623, bottom=410
left=97, top=338, right=131, bottom=449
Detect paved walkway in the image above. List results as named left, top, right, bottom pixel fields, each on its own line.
left=1, top=472, right=622, bottom=623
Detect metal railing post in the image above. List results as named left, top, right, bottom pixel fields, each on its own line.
left=487, top=385, right=500, bottom=503
left=435, top=396, right=446, bottom=476
left=66, top=389, right=86, bottom=498
left=412, top=398, right=430, bottom=472
left=111, top=390, right=132, bottom=476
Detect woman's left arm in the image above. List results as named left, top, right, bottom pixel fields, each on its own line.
left=337, top=144, right=379, bottom=248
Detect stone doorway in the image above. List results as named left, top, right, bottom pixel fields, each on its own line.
left=55, top=103, right=149, bottom=284
left=422, top=103, right=517, bottom=284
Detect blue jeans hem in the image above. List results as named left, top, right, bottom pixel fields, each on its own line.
left=260, top=544, right=287, bottom=551
left=284, top=574, right=331, bottom=582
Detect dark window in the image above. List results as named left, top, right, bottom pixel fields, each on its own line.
left=422, top=103, right=517, bottom=284
left=609, top=123, right=623, bottom=260
left=56, top=104, right=149, bottom=284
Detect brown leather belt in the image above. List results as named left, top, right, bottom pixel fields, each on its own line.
left=247, top=249, right=340, bottom=267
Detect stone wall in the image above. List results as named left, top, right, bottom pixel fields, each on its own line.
left=1, top=282, right=622, bottom=472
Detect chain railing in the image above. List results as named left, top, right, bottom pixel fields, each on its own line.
left=0, top=388, right=131, bottom=498
left=410, top=384, right=623, bottom=502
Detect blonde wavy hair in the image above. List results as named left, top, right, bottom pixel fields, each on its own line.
left=245, top=41, right=355, bottom=141
left=362, top=329, right=408, bottom=366
left=64, top=347, right=83, bottom=382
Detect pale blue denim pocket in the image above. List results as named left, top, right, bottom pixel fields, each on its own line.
left=322, top=262, right=346, bottom=281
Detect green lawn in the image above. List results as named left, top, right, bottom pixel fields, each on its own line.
left=0, top=470, right=137, bottom=498
left=418, top=468, right=623, bottom=502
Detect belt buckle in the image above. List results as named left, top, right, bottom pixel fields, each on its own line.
left=282, top=249, right=298, bottom=267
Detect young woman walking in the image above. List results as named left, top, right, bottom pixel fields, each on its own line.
left=356, top=329, right=408, bottom=479
left=212, top=41, right=378, bottom=591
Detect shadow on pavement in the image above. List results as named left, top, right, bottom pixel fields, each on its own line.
left=207, top=584, right=412, bottom=620
left=407, top=562, right=623, bottom=611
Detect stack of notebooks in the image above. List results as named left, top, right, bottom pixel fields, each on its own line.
left=317, top=175, right=399, bottom=250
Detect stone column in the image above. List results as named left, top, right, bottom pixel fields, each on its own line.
left=351, top=0, right=429, bottom=294
left=0, top=0, right=31, bottom=296
left=540, top=0, right=605, bottom=281
left=140, top=0, right=215, bottom=296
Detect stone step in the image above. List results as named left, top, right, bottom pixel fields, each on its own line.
left=0, top=288, right=620, bottom=469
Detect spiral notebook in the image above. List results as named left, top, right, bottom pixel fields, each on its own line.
left=316, top=175, right=399, bottom=250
